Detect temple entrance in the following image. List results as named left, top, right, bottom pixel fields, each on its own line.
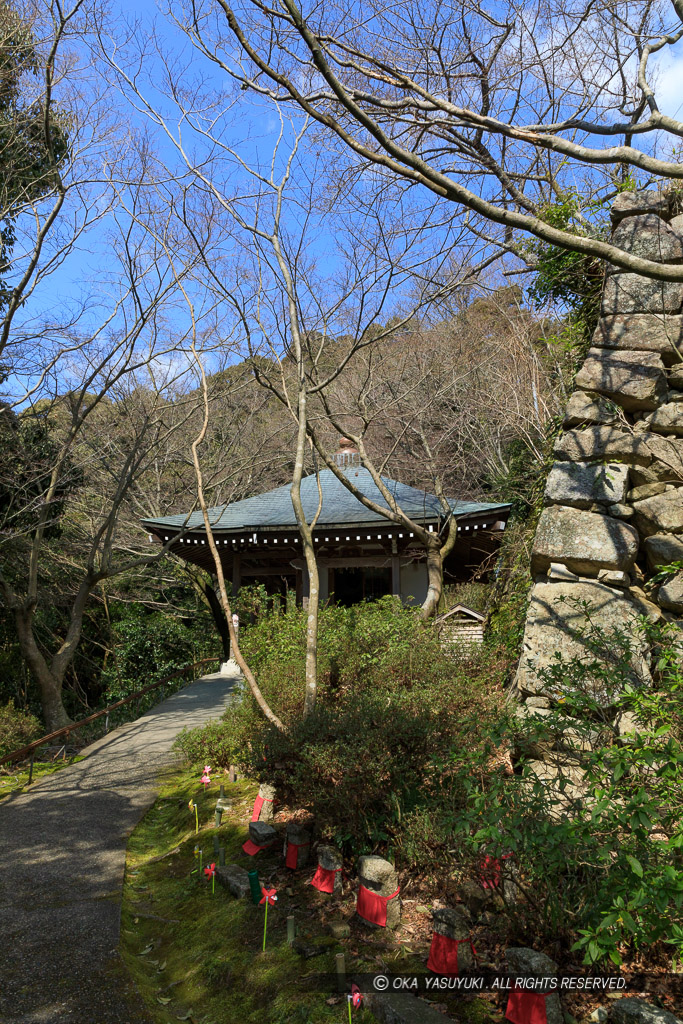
left=331, top=566, right=392, bottom=606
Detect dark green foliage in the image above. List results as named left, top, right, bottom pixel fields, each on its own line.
left=100, top=604, right=216, bottom=703
left=0, top=698, right=40, bottom=757
left=443, top=612, right=683, bottom=967
left=0, top=404, right=82, bottom=545
left=176, top=599, right=683, bottom=968
left=484, top=434, right=549, bottom=520
left=525, top=192, right=607, bottom=329
left=0, top=595, right=219, bottom=723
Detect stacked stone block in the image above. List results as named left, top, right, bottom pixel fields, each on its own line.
left=513, top=190, right=683, bottom=792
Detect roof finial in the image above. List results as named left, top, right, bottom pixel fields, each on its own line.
left=335, top=437, right=360, bottom=467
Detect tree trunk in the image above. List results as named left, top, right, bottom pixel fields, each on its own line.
left=290, top=402, right=321, bottom=720
left=420, top=538, right=443, bottom=620
left=203, top=582, right=231, bottom=660
left=302, top=538, right=320, bottom=719
left=14, top=607, right=73, bottom=732
left=37, top=669, right=73, bottom=733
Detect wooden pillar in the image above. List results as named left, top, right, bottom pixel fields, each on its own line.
left=319, top=565, right=329, bottom=604
left=391, top=555, right=401, bottom=598
left=232, top=552, right=241, bottom=597
left=302, top=565, right=310, bottom=610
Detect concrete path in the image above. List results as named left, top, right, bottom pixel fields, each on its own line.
left=0, top=670, right=239, bottom=1024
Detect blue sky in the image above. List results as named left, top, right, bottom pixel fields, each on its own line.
left=9, top=0, right=683, bottom=407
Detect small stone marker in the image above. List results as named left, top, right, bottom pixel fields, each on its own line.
left=249, top=821, right=277, bottom=847
left=216, top=863, right=252, bottom=898
left=216, top=783, right=231, bottom=813
left=284, top=822, right=311, bottom=869
left=356, top=855, right=401, bottom=929
left=310, top=844, right=343, bottom=893
left=328, top=920, right=351, bottom=939
left=215, top=784, right=231, bottom=826
left=612, top=998, right=682, bottom=1024
left=242, top=820, right=278, bottom=856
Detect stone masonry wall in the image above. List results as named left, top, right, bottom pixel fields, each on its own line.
left=512, top=190, right=683, bottom=776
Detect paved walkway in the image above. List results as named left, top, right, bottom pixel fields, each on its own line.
left=0, top=670, right=239, bottom=1024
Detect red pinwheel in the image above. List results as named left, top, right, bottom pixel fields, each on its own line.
left=260, top=886, right=277, bottom=950
left=204, top=861, right=216, bottom=894
left=347, top=983, right=363, bottom=1020
left=259, top=886, right=278, bottom=906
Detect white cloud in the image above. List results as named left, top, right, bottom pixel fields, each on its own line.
left=652, top=47, right=683, bottom=121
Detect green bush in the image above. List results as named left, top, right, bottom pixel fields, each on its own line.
left=176, top=595, right=683, bottom=969
left=175, top=598, right=509, bottom=860
left=0, top=699, right=42, bottom=759
left=101, top=605, right=216, bottom=702
left=442, top=611, right=683, bottom=968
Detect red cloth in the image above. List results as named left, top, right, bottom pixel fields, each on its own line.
left=356, top=884, right=400, bottom=927
left=242, top=838, right=272, bottom=856
left=251, top=794, right=274, bottom=821
left=480, top=852, right=512, bottom=889
left=285, top=840, right=309, bottom=870
left=506, top=989, right=551, bottom=1024
left=426, top=933, right=476, bottom=974
left=310, top=864, right=341, bottom=893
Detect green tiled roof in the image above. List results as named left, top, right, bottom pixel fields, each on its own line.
left=142, top=468, right=510, bottom=533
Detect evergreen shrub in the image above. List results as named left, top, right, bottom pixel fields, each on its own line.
left=175, top=597, right=509, bottom=859
left=0, top=699, right=42, bottom=758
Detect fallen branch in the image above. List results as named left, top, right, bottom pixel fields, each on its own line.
left=142, top=846, right=181, bottom=865
left=132, top=911, right=181, bottom=924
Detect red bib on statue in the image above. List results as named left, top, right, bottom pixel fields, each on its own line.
left=506, top=989, right=551, bottom=1024
left=427, top=934, right=476, bottom=975
left=285, top=841, right=309, bottom=870
left=310, top=864, right=340, bottom=893
left=251, top=794, right=273, bottom=821
left=242, top=839, right=271, bottom=856
left=356, top=884, right=400, bottom=927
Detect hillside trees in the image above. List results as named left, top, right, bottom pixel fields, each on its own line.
left=0, top=279, right=205, bottom=731
left=317, top=285, right=566, bottom=506
left=105, top=11, right=565, bottom=643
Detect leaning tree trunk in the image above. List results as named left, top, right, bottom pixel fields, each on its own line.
left=420, top=536, right=444, bottom=620
left=14, top=608, right=73, bottom=732
left=203, top=582, right=231, bottom=660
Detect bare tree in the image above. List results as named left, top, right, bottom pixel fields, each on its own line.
left=0, top=232, right=206, bottom=730
left=102, top=12, right=564, bottom=720
left=179, top=0, right=683, bottom=280
left=336, top=286, right=565, bottom=498
left=0, top=0, right=219, bottom=730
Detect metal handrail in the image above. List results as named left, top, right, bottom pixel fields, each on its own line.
left=0, top=656, right=220, bottom=781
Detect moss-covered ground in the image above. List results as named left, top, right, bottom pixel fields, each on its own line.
left=121, top=767, right=506, bottom=1024
left=0, top=755, right=85, bottom=799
